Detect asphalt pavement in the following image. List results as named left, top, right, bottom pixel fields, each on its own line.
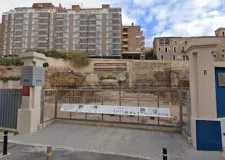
left=0, top=143, right=145, bottom=160
left=4, top=123, right=225, bottom=160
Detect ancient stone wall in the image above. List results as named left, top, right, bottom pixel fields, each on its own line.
left=0, top=58, right=189, bottom=89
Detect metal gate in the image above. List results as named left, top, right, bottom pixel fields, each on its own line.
left=0, top=89, right=22, bottom=129
left=41, top=88, right=191, bottom=135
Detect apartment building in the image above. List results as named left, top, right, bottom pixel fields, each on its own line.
left=153, top=28, right=225, bottom=61
left=1, top=3, right=122, bottom=57
left=121, top=23, right=145, bottom=56
left=0, top=23, right=3, bottom=55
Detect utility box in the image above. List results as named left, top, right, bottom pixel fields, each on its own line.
left=21, top=66, right=45, bottom=86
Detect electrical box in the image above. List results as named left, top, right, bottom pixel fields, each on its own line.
left=20, top=66, right=45, bottom=86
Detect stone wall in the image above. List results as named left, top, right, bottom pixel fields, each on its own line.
left=0, top=58, right=189, bottom=89
left=129, top=60, right=189, bottom=88
left=47, top=58, right=189, bottom=88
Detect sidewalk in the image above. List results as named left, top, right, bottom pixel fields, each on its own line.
left=8, top=123, right=225, bottom=160
left=1, top=143, right=145, bottom=160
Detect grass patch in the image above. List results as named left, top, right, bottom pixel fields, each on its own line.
left=27, top=49, right=90, bottom=68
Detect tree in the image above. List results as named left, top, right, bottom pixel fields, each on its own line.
left=144, top=48, right=157, bottom=60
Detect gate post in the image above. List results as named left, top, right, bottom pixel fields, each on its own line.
left=187, top=44, right=223, bottom=151
left=17, top=52, right=46, bottom=134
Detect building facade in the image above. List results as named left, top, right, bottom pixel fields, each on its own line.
left=0, top=23, right=3, bottom=55
left=1, top=3, right=122, bottom=57
left=153, top=28, right=225, bottom=61
left=121, top=23, right=145, bottom=53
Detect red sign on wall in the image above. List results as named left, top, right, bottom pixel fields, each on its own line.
left=22, top=86, right=30, bottom=96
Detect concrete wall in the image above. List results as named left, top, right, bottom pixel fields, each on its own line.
left=0, top=80, right=21, bottom=89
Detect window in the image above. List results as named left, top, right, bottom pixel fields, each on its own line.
left=214, top=54, right=216, bottom=58
left=186, top=55, right=189, bottom=61
left=183, top=55, right=186, bottom=61
left=174, top=47, right=176, bottom=52
left=216, top=33, right=219, bottom=36
left=222, top=55, right=224, bottom=58
left=223, top=32, right=225, bottom=36
left=136, top=42, right=141, bottom=46
left=185, top=41, right=187, bottom=45
left=165, top=47, right=168, bottom=52
left=161, top=55, right=163, bottom=60
left=174, top=41, right=177, bottom=45
left=159, top=47, right=160, bottom=51
left=165, top=39, right=170, bottom=45
left=223, top=49, right=225, bottom=52
left=173, top=55, right=176, bottom=60
left=182, top=47, right=185, bottom=52
left=159, top=39, right=164, bottom=45
left=123, top=28, right=128, bottom=32
left=136, top=35, right=141, bottom=38
left=136, top=48, right=141, bottom=52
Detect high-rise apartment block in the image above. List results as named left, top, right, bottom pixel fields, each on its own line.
left=153, top=28, right=225, bottom=61
left=0, top=23, right=3, bottom=55
left=0, top=3, right=122, bottom=57
left=121, top=23, right=145, bottom=53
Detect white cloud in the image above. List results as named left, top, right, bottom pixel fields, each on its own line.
left=122, top=13, right=137, bottom=25
left=145, top=38, right=154, bottom=47
left=1, top=0, right=225, bottom=47
left=132, top=0, right=154, bottom=7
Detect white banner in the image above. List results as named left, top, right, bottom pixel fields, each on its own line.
left=61, top=104, right=171, bottom=118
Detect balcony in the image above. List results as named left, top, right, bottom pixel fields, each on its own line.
left=38, top=28, right=48, bottom=31
left=55, top=30, right=64, bottom=33
left=122, top=44, right=128, bottom=47
left=37, top=35, right=48, bottom=37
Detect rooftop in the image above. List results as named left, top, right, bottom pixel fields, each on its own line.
left=6, top=3, right=119, bottom=12
left=123, top=23, right=141, bottom=28
left=215, top=27, right=225, bottom=32
left=154, top=36, right=225, bottom=39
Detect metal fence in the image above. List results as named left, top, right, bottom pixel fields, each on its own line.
left=41, top=88, right=191, bottom=135
left=0, top=89, right=22, bottom=129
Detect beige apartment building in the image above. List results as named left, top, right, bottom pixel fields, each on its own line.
left=121, top=23, right=145, bottom=59
left=0, top=23, right=3, bottom=55
left=0, top=3, right=122, bottom=57
left=153, top=28, right=225, bottom=61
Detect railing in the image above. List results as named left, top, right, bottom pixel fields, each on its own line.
left=41, top=88, right=191, bottom=135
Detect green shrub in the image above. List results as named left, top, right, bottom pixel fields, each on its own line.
left=0, top=77, right=9, bottom=83
left=0, top=57, right=23, bottom=66
left=26, top=49, right=89, bottom=68
left=0, top=76, right=20, bottom=82
left=69, top=52, right=89, bottom=68
left=100, top=74, right=117, bottom=80
left=105, top=74, right=116, bottom=80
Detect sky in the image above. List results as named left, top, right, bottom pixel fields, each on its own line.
left=1, top=0, right=225, bottom=47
